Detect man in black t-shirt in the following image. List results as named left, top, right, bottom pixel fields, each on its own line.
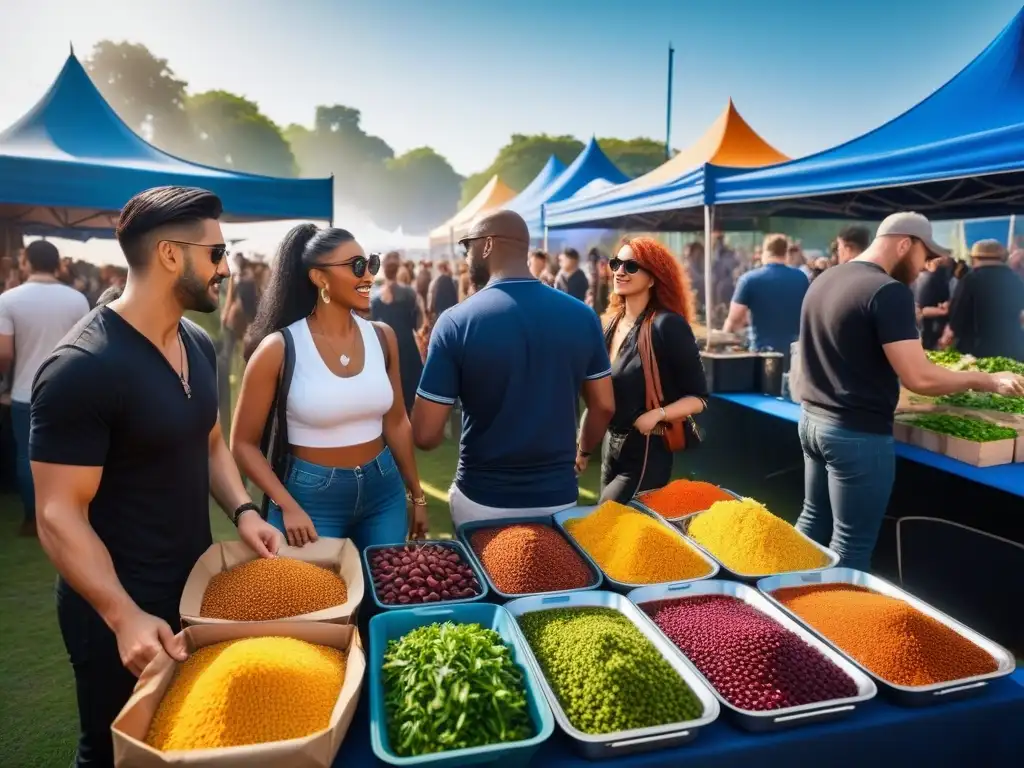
left=942, top=239, right=1024, bottom=359
left=554, top=247, right=589, bottom=302
left=796, top=212, right=1024, bottom=573
left=30, top=186, right=283, bottom=768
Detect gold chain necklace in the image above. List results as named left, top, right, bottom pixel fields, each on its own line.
left=312, top=316, right=354, bottom=367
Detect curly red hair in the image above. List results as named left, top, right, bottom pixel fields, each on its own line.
left=602, top=236, right=696, bottom=325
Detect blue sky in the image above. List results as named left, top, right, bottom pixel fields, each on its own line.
left=1, top=0, right=1020, bottom=176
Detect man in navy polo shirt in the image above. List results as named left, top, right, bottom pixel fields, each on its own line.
left=411, top=210, right=615, bottom=527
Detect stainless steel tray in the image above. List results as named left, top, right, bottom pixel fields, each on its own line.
left=455, top=515, right=603, bottom=601
left=626, top=580, right=877, bottom=732
left=553, top=506, right=719, bottom=593
left=629, top=486, right=741, bottom=523
left=757, top=569, right=1017, bottom=706
left=504, top=590, right=720, bottom=759
left=675, top=509, right=839, bottom=582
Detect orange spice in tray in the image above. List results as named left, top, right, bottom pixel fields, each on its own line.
left=638, top=480, right=737, bottom=517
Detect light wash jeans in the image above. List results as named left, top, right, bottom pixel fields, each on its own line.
left=268, top=447, right=408, bottom=550
left=795, top=409, right=896, bottom=572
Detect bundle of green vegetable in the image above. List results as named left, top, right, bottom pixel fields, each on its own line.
left=974, top=356, right=1024, bottom=376
left=909, top=413, right=1018, bottom=442
left=926, top=349, right=964, bottom=367
left=937, top=391, right=1024, bottom=414
left=518, top=607, right=702, bottom=735
left=382, top=622, right=533, bottom=756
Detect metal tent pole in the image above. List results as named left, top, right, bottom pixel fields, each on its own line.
left=1009, top=215, right=1017, bottom=249
left=704, top=205, right=715, bottom=329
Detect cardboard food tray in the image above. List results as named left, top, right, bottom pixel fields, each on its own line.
left=179, top=538, right=364, bottom=626
left=895, top=401, right=1024, bottom=464
left=113, top=621, right=366, bottom=767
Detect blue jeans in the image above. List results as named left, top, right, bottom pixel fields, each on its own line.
left=11, top=400, right=34, bottom=521
left=795, top=410, right=896, bottom=572
left=268, top=447, right=408, bottom=550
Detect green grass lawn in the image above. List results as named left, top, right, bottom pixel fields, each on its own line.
left=0, top=434, right=611, bottom=768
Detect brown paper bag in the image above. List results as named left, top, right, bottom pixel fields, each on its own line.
left=179, top=538, right=364, bottom=626
left=112, top=622, right=365, bottom=767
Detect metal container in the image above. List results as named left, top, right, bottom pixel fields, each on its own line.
left=757, top=569, right=1017, bottom=706
left=675, top=510, right=839, bottom=582
left=628, top=486, right=742, bottom=524
left=504, top=590, right=720, bottom=759
left=627, top=580, right=877, bottom=732
left=362, top=540, right=489, bottom=611
left=456, top=516, right=602, bottom=601
left=700, top=351, right=760, bottom=393
left=757, top=352, right=786, bottom=396
left=553, top=506, right=718, bottom=592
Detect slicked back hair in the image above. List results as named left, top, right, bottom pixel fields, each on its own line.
left=116, top=186, right=223, bottom=269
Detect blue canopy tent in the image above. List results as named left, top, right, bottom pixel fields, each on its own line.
left=505, top=154, right=566, bottom=221
left=0, top=52, right=333, bottom=240
left=710, top=7, right=1024, bottom=222
left=531, top=137, right=629, bottom=241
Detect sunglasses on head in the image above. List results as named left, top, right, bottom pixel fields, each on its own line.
left=608, top=257, right=642, bottom=274
left=318, top=252, right=381, bottom=278
left=162, top=240, right=228, bottom=265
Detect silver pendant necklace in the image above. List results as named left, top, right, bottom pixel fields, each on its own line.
left=177, top=332, right=191, bottom=399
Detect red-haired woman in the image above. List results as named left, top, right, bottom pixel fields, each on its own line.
left=578, top=236, right=708, bottom=503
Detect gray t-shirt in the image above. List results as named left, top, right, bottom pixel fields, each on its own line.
left=0, top=281, right=90, bottom=402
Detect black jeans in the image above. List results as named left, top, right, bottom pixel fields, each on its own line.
left=599, top=429, right=674, bottom=504
left=56, top=583, right=182, bottom=768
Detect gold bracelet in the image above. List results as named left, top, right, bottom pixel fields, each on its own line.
left=407, top=492, right=428, bottom=506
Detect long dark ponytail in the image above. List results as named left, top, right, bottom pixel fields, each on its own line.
left=244, top=224, right=355, bottom=360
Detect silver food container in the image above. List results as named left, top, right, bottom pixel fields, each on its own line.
left=675, top=509, right=839, bottom=582
left=553, top=505, right=718, bottom=593
left=628, top=486, right=742, bottom=524
left=627, top=580, right=877, bottom=732
left=504, top=590, right=720, bottom=759
left=757, top=569, right=1017, bottom=706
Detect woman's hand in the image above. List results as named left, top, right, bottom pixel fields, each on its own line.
left=280, top=502, right=318, bottom=547
left=408, top=497, right=429, bottom=540
left=574, top=451, right=590, bottom=475
left=634, top=409, right=663, bottom=436
left=237, top=510, right=283, bottom=558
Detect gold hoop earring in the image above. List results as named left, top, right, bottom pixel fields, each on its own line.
left=320, top=285, right=331, bottom=304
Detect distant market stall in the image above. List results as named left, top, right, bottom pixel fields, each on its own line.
left=428, top=174, right=516, bottom=253
left=0, top=51, right=333, bottom=239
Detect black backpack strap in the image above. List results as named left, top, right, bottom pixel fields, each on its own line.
left=258, top=328, right=296, bottom=517
left=371, top=321, right=391, bottom=370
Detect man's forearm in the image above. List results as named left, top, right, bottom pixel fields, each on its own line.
left=38, top=508, right=138, bottom=631
left=209, top=436, right=251, bottom=516
left=578, top=406, right=612, bottom=455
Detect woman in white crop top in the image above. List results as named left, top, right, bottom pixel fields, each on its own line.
left=230, top=224, right=428, bottom=549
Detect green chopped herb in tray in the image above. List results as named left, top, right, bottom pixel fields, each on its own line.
left=937, top=391, right=1024, bottom=414
left=382, top=622, right=533, bottom=756
left=926, top=349, right=964, bottom=367
left=973, top=356, right=1024, bottom=375
left=908, top=413, right=1018, bottom=442
left=518, top=607, right=703, bottom=735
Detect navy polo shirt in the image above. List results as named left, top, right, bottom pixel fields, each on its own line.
left=733, top=263, right=809, bottom=353
left=417, top=277, right=611, bottom=508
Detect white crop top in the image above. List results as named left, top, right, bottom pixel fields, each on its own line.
left=285, top=314, right=394, bottom=448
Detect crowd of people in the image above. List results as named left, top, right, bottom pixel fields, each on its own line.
left=2, top=183, right=1024, bottom=767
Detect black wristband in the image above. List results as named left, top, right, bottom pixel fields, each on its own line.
left=231, top=502, right=260, bottom=526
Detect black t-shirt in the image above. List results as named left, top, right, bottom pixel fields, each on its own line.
left=913, top=267, right=951, bottom=350
left=948, top=264, right=1024, bottom=360
left=555, top=269, right=589, bottom=303
left=606, top=310, right=708, bottom=432
left=798, top=262, right=920, bottom=434
left=30, top=307, right=218, bottom=603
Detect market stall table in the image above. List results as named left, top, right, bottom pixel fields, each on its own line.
left=713, top=393, right=1024, bottom=498
left=336, top=670, right=1024, bottom=766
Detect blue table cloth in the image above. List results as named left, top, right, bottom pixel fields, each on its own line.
left=336, top=671, right=1024, bottom=766
left=714, top=393, right=1024, bottom=499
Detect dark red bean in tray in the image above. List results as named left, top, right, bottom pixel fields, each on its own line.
left=370, top=544, right=481, bottom=605
left=644, top=595, right=859, bottom=711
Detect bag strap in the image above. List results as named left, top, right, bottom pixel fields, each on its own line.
left=637, top=314, right=666, bottom=410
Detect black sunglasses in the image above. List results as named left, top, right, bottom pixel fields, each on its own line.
left=318, top=252, right=381, bottom=278
left=458, top=234, right=528, bottom=255
left=609, top=257, right=642, bottom=274
left=162, top=240, right=228, bottom=265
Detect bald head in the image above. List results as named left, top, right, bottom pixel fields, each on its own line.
left=467, top=209, right=530, bottom=245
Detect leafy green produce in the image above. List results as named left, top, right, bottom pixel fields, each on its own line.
left=974, top=356, right=1024, bottom=375
left=937, top=391, right=1024, bottom=414
left=926, top=349, right=963, bottom=367
left=518, top=606, right=702, bottom=734
left=382, top=622, right=533, bottom=756
left=909, top=413, right=1018, bottom=443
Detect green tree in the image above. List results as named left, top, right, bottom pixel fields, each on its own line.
left=83, top=41, right=192, bottom=155
left=459, top=134, right=584, bottom=207
left=374, top=148, right=462, bottom=233
left=186, top=91, right=295, bottom=177
left=598, top=137, right=668, bottom=178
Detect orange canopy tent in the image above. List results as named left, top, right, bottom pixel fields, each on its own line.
left=428, top=175, right=516, bottom=252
